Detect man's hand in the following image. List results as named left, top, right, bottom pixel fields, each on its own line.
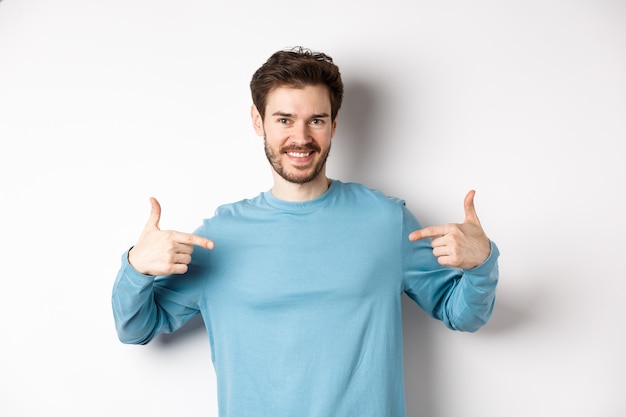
left=408, top=190, right=491, bottom=269
left=128, top=197, right=214, bottom=276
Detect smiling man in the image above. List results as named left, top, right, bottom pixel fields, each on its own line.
left=112, top=47, right=499, bottom=417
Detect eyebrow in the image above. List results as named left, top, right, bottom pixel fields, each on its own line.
left=271, top=111, right=330, bottom=119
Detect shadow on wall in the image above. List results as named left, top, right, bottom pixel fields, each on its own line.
left=328, top=78, right=388, bottom=187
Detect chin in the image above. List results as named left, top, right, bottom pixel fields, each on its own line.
left=281, top=168, right=323, bottom=185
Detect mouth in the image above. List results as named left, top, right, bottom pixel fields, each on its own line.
left=286, top=151, right=312, bottom=158
left=281, top=145, right=320, bottom=165
left=284, top=150, right=315, bottom=167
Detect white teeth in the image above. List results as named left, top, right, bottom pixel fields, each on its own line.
left=288, top=152, right=310, bottom=157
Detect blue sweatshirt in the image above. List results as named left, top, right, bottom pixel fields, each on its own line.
left=112, top=180, right=499, bottom=417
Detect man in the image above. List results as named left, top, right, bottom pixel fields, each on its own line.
left=112, top=47, right=499, bottom=417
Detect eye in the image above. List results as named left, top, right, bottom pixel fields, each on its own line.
left=310, top=118, right=323, bottom=125
left=278, top=118, right=290, bottom=124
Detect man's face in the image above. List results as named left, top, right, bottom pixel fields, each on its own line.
left=252, top=84, right=336, bottom=185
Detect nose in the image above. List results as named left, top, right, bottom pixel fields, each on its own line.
left=290, top=121, right=312, bottom=145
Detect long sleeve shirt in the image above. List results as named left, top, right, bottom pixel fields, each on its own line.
left=112, top=180, right=499, bottom=417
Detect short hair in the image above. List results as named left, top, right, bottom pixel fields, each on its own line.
left=250, top=46, right=344, bottom=121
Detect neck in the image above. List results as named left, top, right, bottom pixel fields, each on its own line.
left=270, top=173, right=331, bottom=202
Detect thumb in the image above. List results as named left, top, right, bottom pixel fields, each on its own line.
left=144, top=197, right=162, bottom=231
left=463, top=189, right=481, bottom=225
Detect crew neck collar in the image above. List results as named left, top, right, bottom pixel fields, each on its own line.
left=262, top=179, right=337, bottom=211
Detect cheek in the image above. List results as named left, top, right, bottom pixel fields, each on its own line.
left=315, top=129, right=334, bottom=144
left=263, top=126, right=283, bottom=141
left=263, top=130, right=290, bottom=149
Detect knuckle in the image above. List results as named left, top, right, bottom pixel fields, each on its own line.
left=163, top=230, right=176, bottom=242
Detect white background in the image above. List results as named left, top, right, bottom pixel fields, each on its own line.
left=1, top=0, right=625, bottom=416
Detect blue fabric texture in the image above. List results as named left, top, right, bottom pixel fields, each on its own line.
left=112, top=180, right=499, bottom=417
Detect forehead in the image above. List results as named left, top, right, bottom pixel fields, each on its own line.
left=265, top=84, right=331, bottom=114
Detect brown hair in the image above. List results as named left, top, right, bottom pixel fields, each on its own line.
left=250, top=46, right=344, bottom=121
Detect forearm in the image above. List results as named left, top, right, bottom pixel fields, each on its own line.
left=444, top=241, right=499, bottom=332
left=111, top=250, right=161, bottom=345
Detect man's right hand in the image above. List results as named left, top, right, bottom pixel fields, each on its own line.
left=128, top=197, right=214, bottom=276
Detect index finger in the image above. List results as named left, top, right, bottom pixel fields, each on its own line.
left=173, top=231, right=215, bottom=249
left=408, top=225, right=449, bottom=241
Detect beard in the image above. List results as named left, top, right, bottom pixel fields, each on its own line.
left=264, top=139, right=331, bottom=185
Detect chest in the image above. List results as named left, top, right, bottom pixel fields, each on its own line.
left=203, top=210, right=402, bottom=309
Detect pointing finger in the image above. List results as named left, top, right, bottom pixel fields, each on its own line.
left=408, top=225, right=448, bottom=241
left=173, top=231, right=215, bottom=250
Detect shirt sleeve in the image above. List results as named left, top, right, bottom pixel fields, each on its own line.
left=401, top=205, right=499, bottom=332
left=111, top=233, right=210, bottom=345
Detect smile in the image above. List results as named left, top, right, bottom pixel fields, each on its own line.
left=287, top=151, right=312, bottom=157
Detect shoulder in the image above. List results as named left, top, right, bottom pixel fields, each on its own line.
left=333, top=180, right=406, bottom=208
left=197, top=193, right=267, bottom=234
left=212, top=193, right=266, bottom=217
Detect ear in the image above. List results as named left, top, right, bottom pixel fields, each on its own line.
left=251, top=105, right=264, bottom=137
